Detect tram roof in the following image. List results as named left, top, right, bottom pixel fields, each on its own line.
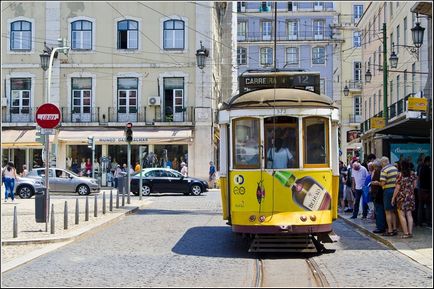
left=221, top=88, right=337, bottom=110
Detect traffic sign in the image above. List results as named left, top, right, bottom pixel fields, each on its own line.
left=35, top=103, right=61, bottom=129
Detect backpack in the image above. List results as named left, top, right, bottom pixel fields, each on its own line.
left=346, top=167, right=352, bottom=186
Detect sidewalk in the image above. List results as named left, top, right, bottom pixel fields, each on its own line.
left=339, top=210, right=432, bottom=270
left=1, top=188, right=152, bottom=273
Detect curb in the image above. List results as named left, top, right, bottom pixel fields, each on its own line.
left=338, top=215, right=395, bottom=250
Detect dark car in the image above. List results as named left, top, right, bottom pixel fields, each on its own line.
left=130, top=168, right=208, bottom=196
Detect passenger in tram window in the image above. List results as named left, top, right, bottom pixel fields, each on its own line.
left=267, top=137, right=293, bottom=169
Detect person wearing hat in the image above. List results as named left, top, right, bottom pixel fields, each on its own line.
left=180, top=162, right=188, bottom=177
left=113, top=164, right=122, bottom=188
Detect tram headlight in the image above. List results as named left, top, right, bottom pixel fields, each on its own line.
left=249, top=215, right=256, bottom=222
left=300, top=215, right=307, bottom=222
left=259, top=215, right=266, bottom=222
left=309, top=215, right=317, bottom=221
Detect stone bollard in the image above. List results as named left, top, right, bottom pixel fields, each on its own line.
left=116, top=190, right=120, bottom=209
left=75, top=198, right=79, bottom=225
left=103, top=191, right=106, bottom=214
left=64, top=201, right=68, bottom=230
left=85, top=196, right=89, bottom=221
left=50, top=203, right=55, bottom=234
left=122, top=190, right=125, bottom=207
left=110, top=190, right=113, bottom=212
left=127, top=187, right=130, bottom=205
left=13, top=206, right=18, bottom=238
left=94, top=195, right=98, bottom=218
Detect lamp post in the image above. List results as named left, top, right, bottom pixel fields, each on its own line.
left=196, top=41, right=209, bottom=107
left=39, top=40, right=70, bottom=231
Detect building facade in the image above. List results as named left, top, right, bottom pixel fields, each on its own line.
left=358, top=1, right=431, bottom=166
left=1, top=2, right=236, bottom=182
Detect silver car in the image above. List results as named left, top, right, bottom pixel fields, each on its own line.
left=28, top=168, right=100, bottom=195
left=15, top=176, right=46, bottom=199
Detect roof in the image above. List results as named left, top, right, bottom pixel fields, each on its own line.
left=221, top=88, right=337, bottom=110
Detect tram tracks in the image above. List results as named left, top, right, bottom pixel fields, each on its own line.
left=253, top=256, right=328, bottom=287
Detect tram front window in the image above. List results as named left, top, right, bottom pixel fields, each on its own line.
left=304, top=117, right=328, bottom=166
left=233, top=118, right=260, bottom=169
left=265, top=116, right=299, bottom=169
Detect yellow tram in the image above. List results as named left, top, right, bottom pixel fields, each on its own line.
left=218, top=70, right=340, bottom=251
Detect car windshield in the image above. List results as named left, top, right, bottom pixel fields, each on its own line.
left=132, top=168, right=183, bottom=178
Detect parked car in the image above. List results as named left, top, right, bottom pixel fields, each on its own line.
left=15, top=176, right=46, bottom=199
left=130, top=168, right=208, bottom=196
left=27, top=168, right=100, bottom=195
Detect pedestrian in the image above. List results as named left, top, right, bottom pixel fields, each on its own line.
left=417, top=156, right=431, bottom=227
left=2, top=162, right=18, bottom=202
left=392, top=159, right=417, bottom=238
left=209, top=161, right=216, bottom=188
left=134, top=161, right=141, bottom=173
left=338, top=161, right=347, bottom=212
left=371, top=159, right=386, bottom=234
left=85, top=158, right=92, bottom=177
left=365, top=162, right=375, bottom=219
left=351, top=160, right=369, bottom=219
left=80, top=158, right=86, bottom=176
left=71, top=159, right=80, bottom=174
left=343, top=160, right=355, bottom=213
left=20, top=164, right=29, bottom=177
left=180, top=162, right=188, bottom=177
left=113, top=164, right=122, bottom=188
left=372, top=156, right=399, bottom=236
left=172, top=157, right=179, bottom=171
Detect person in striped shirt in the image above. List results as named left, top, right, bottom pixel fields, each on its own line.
left=372, top=156, right=399, bottom=236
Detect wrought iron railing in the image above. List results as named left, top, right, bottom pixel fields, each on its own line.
left=61, top=107, right=100, bottom=123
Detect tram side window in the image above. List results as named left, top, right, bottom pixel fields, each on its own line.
left=265, top=116, right=299, bottom=169
left=303, top=117, right=328, bottom=166
left=233, top=118, right=260, bottom=169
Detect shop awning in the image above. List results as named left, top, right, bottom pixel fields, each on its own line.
left=1, top=129, right=46, bottom=148
left=57, top=129, right=192, bottom=143
left=375, top=118, right=431, bottom=138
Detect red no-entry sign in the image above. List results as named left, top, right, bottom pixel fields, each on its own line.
left=35, top=103, right=61, bottom=129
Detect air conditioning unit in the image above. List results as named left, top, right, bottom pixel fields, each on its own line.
left=148, top=96, right=161, bottom=106
left=1, top=97, right=7, bottom=107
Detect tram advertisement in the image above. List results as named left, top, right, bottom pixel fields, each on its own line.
left=230, top=169, right=332, bottom=212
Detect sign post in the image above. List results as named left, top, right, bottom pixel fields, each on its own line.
left=139, top=146, right=147, bottom=200
left=35, top=103, right=61, bottom=232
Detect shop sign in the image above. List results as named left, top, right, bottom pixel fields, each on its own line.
left=346, top=130, right=361, bottom=142
left=371, top=117, right=385, bottom=129
left=390, top=143, right=431, bottom=169
left=98, top=137, right=148, bottom=142
left=408, top=97, right=427, bottom=111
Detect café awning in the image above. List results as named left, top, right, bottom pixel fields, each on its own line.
left=1, top=129, right=46, bottom=148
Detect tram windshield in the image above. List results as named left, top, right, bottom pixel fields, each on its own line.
left=233, top=118, right=260, bottom=168
left=265, top=116, right=299, bottom=169
left=304, top=117, right=329, bottom=166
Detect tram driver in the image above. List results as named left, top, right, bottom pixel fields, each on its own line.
left=267, top=138, right=294, bottom=169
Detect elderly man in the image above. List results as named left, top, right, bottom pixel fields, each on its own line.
left=351, top=160, right=369, bottom=219
left=372, top=156, right=399, bottom=236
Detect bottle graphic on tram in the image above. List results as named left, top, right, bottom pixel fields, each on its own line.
left=273, top=171, right=331, bottom=211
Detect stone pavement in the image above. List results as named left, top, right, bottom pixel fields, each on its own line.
left=1, top=187, right=152, bottom=273
left=339, top=210, right=433, bottom=270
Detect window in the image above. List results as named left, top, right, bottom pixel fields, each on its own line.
left=71, top=20, right=92, bottom=50
left=287, top=20, right=298, bottom=40
left=320, top=79, right=325, bottom=95
left=396, top=75, right=400, bottom=100
left=312, top=47, right=325, bottom=64
left=260, top=2, right=271, bottom=12
left=303, top=117, right=328, bottom=166
left=286, top=47, right=298, bottom=65
left=10, top=20, right=31, bottom=50
left=396, top=25, right=400, bottom=53
left=72, top=78, right=92, bottom=114
left=369, top=97, right=372, bottom=117
left=314, top=2, right=324, bottom=11
left=117, top=78, right=138, bottom=114
left=378, top=90, right=382, bottom=113
left=237, top=21, right=247, bottom=40
left=368, top=22, right=371, bottom=43
left=373, top=52, right=376, bottom=76
left=390, top=1, right=393, bottom=18
left=313, top=20, right=324, bottom=40
left=117, top=20, right=138, bottom=49
left=364, top=100, right=367, bottom=120
left=404, top=70, right=408, bottom=97
left=390, top=32, right=393, bottom=54
left=237, top=47, right=247, bottom=65
left=354, top=5, right=363, bottom=23
left=373, top=93, right=377, bottom=115
left=10, top=78, right=31, bottom=114
left=390, top=80, right=394, bottom=103
left=403, top=17, right=407, bottom=46
left=163, top=77, right=184, bottom=122
left=237, top=1, right=246, bottom=12
left=265, top=117, right=299, bottom=169
left=260, top=47, right=273, bottom=66
left=412, top=63, right=416, bottom=93
left=353, top=31, right=361, bottom=47
left=163, top=20, right=184, bottom=50
left=233, top=118, right=260, bottom=169
left=354, top=95, right=361, bottom=116
left=354, top=62, right=362, bottom=82
left=288, top=2, right=296, bottom=11
left=262, top=21, right=272, bottom=40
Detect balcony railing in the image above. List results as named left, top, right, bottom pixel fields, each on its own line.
left=107, top=106, right=147, bottom=123
left=61, top=107, right=100, bottom=123
left=348, top=114, right=362, bottom=123
left=348, top=80, right=363, bottom=90
left=238, top=31, right=334, bottom=42
left=1, top=107, right=36, bottom=123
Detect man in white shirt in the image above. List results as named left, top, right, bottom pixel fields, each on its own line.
left=351, top=161, right=369, bottom=219
left=267, top=138, right=293, bottom=169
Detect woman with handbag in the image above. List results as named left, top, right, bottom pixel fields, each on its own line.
left=2, top=162, right=18, bottom=202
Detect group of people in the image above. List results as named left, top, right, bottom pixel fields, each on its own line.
left=69, top=158, right=99, bottom=177
left=339, top=153, right=432, bottom=239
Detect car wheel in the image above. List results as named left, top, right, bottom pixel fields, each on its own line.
left=141, top=184, right=151, bottom=196
left=190, top=184, right=203, bottom=196
left=76, top=184, right=90, bottom=195
left=17, top=185, right=34, bottom=199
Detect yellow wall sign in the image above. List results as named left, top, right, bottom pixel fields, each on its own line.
left=371, top=117, right=385, bottom=129
left=408, top=97, right=428, bottom=111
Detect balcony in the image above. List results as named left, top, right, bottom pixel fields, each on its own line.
left=238, top=31, right=334, bottom=42
left=347, top=80, right=363, bottom=90
left=61, top=107, right=100, bottom=123
left=1, top=107, right=36, bottom=124
left=106, top=106, right=195, bottom=124
left=348, top=114, right=362, bottom=124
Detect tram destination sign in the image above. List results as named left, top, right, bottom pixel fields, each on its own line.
left=239, top=73, right=320, bottom=95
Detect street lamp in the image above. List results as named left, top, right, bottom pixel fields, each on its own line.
left=411, top=21, right=425, bottom=48
left=343, top=85, right=349, bottom=96
left=195, top=41, right=209, bottom=70
left=364, top=69, right=372, bottom=83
